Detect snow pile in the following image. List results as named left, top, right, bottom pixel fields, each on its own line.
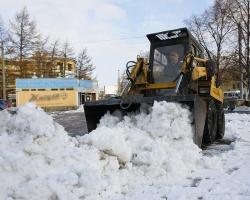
left=84, top=101, right=201, bottom=177
left=106, top=112, right=250, bottom=200
left=0, top=103, right=109, bottom=199
left=64, top=105, right=85, bottom=113
left=1, top=102, right=250, bottom=199
left=76, top=104, right=84, bottom=112
left=50, top=105, right=85, bottom=116
left=0, top=102, right=202, bottom=199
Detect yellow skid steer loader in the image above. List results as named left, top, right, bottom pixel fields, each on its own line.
left=84, top=28, right=225, bottom=147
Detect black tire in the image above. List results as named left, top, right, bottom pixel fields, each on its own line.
left=216, top=103, right=225, bottom=139
left=203, top=100, right=218, bottom=144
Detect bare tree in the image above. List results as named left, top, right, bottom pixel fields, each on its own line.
left=0, top=17, right=7, bottom=99
left=9, top=7, right=40, bottom=77
left=227, top=0, right=250, bottom=98
left=185, top=15, right=214, bottom=60
left=61, top=41, right=74, bottom=77
left=117, top=70, right=128, bottom=95
left=77, top=48, right=95, bottom=80
left=207, top=0, right=234, bottom=67
left=32, top=36, right=49, bottom=77
left=0, top=17, right=12, bottom=57
left=139, top=50, right=149, bottom=59
left=0, top=17, right=6, bottom=44
left=185, top=0, right=234, bottom=68
left=48, top=39, right=60, bottom=77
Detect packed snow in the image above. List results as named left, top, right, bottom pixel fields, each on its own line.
left=234, top=106, right=250, bottom=112
left=65, top=105, right=85, bottom=113
left=0, top=102, right=250, bottom=199
left=50, top=104, right=84, bottom=116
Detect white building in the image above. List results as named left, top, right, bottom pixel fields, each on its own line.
left=103, top=85, right=118, bottom=97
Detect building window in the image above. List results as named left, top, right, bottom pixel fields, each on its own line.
left=57, top=62, right=63, bottom=72
left=68, top=64, right=72, bottom=71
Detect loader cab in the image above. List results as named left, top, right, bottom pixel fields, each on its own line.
left=147, top=28, right=204, bottom=85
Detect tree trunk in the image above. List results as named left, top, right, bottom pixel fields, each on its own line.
left=247, top=0, right=250, bottom=99
left=238, top=23, right=244, bottom=99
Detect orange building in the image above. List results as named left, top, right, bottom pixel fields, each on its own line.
left=0, top=57, right=77, bottom=104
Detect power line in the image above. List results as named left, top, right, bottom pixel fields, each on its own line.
left=82, top=35, right=145, bottom=44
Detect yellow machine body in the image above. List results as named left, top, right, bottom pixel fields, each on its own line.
left=84, top=28, right=225, bottom=147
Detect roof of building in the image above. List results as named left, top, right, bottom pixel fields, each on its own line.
left=16, top=78, right=97, bottom=89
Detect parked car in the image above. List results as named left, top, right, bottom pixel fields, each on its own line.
left=223, top=90, right=241, bottom=111
left=0, top=99, right=12, bottom=110
left=224, top=90, right=241, bottom=99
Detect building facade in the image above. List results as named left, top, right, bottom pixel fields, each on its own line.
left=0, top=57, right=77, bottom=103
left=16, top=78, right=98, bottom=111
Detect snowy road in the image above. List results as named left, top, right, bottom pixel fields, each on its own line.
left=1, top=103, right=250, bottom=200
left=52, top=112, right=87, bottom=136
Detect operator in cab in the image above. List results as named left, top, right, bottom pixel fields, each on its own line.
left=164, top=51, right=181, bottom=81
left=157, top=51, right=182, bottom=83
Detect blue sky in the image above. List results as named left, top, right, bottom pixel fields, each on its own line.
left=0, top=0, right=213, bottom=86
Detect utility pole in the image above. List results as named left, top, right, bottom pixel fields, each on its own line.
left=117, top=69, right=120, bottom=94
left=1, top=41, right=6, bottom=100
left=238, top=23, right=244, bottom=99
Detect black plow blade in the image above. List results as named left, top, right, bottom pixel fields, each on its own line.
left=84, top=94, right=207, bottom=147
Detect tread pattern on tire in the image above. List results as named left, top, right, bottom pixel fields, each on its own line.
left=216, top=103, right=225, bottom=139
left=203, top=99, right=218, bottom=144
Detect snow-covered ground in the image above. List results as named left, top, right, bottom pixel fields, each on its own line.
left=0, top=102, right=250, bottom=200
left=65, top=105, right=85, bottom=113
left=234, top=106, right=250, bottom=112
left=49, top=105, right=85, bottom=117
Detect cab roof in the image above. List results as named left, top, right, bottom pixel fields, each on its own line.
left=146, top=27, right=204, bottom=53
left=146, top=27, right=189, bottom=42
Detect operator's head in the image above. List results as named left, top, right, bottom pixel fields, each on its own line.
left=169, top=51, right=179, bottom=64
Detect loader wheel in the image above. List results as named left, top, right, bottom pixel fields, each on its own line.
left=203, top=100, right=218, bottom=144
left=216, top=103, right=225, bottom=139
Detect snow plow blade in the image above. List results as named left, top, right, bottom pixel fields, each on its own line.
left=84, top=94, right=207, bottom=147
